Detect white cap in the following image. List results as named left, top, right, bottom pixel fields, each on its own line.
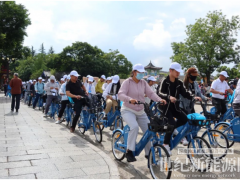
left=147, top=76, right=156, bottom=81
left=107, top=77, right=112, bottom=81
left=38, top=77, right=42, bottom=80
left=87, top=75, right=91, bottom=78
left=26, top=81, right=29, bottom=83
left=170, top=62, right=183, bottom=73
left=22, top=82, right=26, bottom=85
left=29, top=80, right=33, bottom=83
left=220, top=71, right=229, bottom=78
left=70, top=70, right=80, bottom=77
left=112, top=75, right=120, bottom=84
left=42, top=79, right=45, bottom=82
left=132, top=64, right=145, bottom=73
left=88, top=76, right=94, bottom=82
left=49, top=75, right=56, bottom=81
left=101, top=75, right=106, bottom=80
left=63, top=75, right=68, bottom=79
left=33, top=80, right=36, bottom=82
left=67, top=75, right=71, bottom=80
left=60, top=78, right=64, bottom=81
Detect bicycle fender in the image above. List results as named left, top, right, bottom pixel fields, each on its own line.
left=112, top=129, right=124, bottom=137
left=214, top=122, right=230, bottom=129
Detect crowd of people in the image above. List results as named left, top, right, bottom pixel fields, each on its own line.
left=5, top=62, right=240, bottom=162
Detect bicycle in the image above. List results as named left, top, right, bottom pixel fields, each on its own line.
left=78, top=94, right=103, bottom=143
left=97, top=93, right=123, bottom=131
left=112, top=101, right=173, bottom=179
left=198, top=100, right=229, bottom=160
left=46, top=91, right=61, bottom=120
left=63, top=98, right=75, bottom=127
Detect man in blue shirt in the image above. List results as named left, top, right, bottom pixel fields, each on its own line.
left=33, top=77, right=45, bottom=109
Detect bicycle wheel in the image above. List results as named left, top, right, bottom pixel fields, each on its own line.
left=98, top=113, right=104, bottom=131
left=94, top=122, right=102, bottom=143
left=78, top=114, right=85, bottom=134
left=215, top=123, right=234, bottom=147
left=202, top=130, right=229, bottom=160
left=114, top=117, right=123, bottom=130
left=187, top=136, right=213, bottom=172
left=112, top=130, right=125, bottom=161
left=149, top=144, right=172, bottom=179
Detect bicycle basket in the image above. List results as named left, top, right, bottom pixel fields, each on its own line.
left=187, top=113, right=210, bottom=126
left=148, top=115, right=174, bottom=133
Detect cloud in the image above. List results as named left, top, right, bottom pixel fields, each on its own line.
left=157, top=12, right=168, bottom=18
left=138, top=17, right=149, bottom=21
left=54, top=19, right=111, bottom=43
left=133, top=20, right=171, bottom=50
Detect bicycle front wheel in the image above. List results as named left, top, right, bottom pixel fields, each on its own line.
left=149, top=144, right=172, bottom=179
left=215, top=123, right=235, bottom=147
left=187, top=136, right=213, bottom=172
left=202, top=129, right=229, bottom=160
left=94, top=122, right=102, bottom=143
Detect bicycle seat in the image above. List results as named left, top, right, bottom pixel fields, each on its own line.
left=187, top=113, right=206, bottom=120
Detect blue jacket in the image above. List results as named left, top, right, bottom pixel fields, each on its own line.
left=180, top=81, right=207, bottom=113
left=34, top=82, right=45, bottom=94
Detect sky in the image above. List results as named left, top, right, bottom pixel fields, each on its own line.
left=15, top=0, right=240, bottom=75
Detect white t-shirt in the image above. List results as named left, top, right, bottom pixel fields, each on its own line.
left=211, top=78, right=230, bottom=99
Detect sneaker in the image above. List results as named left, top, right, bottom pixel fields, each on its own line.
left=43, top=114, right=48, bottom=118
left=55, top=120, right=61, bottom=124
left=16, top=110, right=18, bottom=113
left=163, top=144, right=172, bottom=156
left=181, top=137, right=188, bottom=146
left=126, top=150, right=137, bottom=162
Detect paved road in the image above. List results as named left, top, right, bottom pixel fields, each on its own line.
left=1, top=93, right=240, bottom=179
left=0, top=94, right=119, bottom=179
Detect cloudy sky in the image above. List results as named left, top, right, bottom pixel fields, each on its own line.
left=16, top=0, right=240, bottom=74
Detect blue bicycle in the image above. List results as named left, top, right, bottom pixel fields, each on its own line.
left=98, top=93, right=123, bottom=131
left=63, top=101, right=75, bottom=127
left=78, top=94, right=103, bottom=143
left=197, top=100, right=229, bottom=159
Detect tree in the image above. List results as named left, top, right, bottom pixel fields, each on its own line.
left=48, top=46, right=54, bottom=54
left=39, top=43, right=46, bottom=54
left=30, top=46, right=36, bottom=57
left=216, top=65, right=240, bottom=80
left=171, top=10, right=240, bottom=83
left=0, top=1, right=31, bottom=56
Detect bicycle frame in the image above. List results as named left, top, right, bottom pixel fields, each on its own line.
left=113, top=125, right=159, bottom=156
left=79, top=109, right=98, bottom=131
left=169, top=122, right=201, bottom=150
left=99, top=108, right=121, bottom=128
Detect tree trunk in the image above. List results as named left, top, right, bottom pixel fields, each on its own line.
left=205, top=71, right=211, bottom=84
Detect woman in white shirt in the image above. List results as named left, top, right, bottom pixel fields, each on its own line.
left=102, top=75, right=120, bottom=119
left=102, top=77, right=112, bottom=91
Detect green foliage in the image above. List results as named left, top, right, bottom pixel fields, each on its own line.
left=171, top=10, right=240, bottom=83
left=216, top=65, right=240, bottom=79
left=0, top=1, right=31, bottom=57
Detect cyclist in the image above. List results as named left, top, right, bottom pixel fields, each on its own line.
left=158, top=62, right=200, bottom=155
left=85, top=76, right=97, bottom=94
left=145, top=76, right=157, bottom=105
left=95, top=75, right=106, bottom=94
left=33, top=77, right=45, bottom=109
left=24, top=80, right=31, bottom=103
left=118, top=64, right=166, bottom=162
left=43, top=75, right=59, bottom=118
left=28, top=80, right=36, bottom=107
left=210, top=71, right=233, bottom=118
left=179, top=67, right=209, bottom=146
left=102, top=77, right=112, bottom=91
left=56, top=75, right=71, bottom=124
left=66, top=70, right=87, bottom=133
left=102, top=75, right=120, bottom=120
left=233, top=78, right=240, bottom=115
